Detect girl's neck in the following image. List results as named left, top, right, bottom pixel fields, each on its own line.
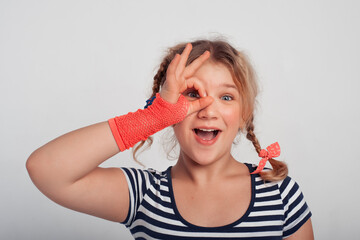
left=171, top=151, right=245, bottom=187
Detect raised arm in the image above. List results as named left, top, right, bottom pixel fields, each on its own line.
left=26, top=43, right=213, bottom=223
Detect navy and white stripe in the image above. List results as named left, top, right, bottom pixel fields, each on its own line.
left=120, top=164, right=311, bottom=239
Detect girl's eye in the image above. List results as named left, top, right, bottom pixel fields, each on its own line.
left=187, top=91, right=200, bottom=98
left=221, top=95, right=233, bottom=101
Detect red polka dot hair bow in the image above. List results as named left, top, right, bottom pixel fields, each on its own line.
left=250, top=142, right=281, bottom=175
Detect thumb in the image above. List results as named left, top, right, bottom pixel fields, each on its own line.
left=187, top=96, right=214, bottom=115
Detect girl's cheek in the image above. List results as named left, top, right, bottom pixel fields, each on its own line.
left=221, top=106, right=242, bottom=125
left=222, top=106, right=240, bottom=118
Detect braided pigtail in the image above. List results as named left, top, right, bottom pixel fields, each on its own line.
left=246, top=116, right=288, bottom=181
left=132, top=54, right=174, bottom=165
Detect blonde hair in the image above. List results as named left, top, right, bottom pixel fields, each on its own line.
left=133, top=39, right=288, bottom=181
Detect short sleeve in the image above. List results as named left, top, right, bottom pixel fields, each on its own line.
left=120, top=168, right=154, bottom=227
left=279, top=176, right=312, bottom=238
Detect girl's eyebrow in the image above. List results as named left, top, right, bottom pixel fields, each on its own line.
left=220, top=83, right=238, bottom=90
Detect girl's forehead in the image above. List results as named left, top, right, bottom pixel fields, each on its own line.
left=194, top=61, right=237, bottom=89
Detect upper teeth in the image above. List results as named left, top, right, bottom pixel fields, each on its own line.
left=198, top=128, right=216, bottom=132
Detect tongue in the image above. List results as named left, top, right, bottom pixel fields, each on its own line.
left=197, top=130, right=215, bottom=140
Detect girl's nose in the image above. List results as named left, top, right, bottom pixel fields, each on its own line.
left=197, top=99, right=218, bottom=120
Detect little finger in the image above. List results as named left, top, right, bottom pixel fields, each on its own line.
left=176, top=43, right=193, bottom=76
left=167, top=54, right=181, bottom=77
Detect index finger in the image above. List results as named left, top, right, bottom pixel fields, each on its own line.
left=185, top=77, right=207, bottom=98
left=183, top=50, right=210, bottom=78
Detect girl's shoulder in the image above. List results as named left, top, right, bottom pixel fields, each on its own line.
left=246, top=162, right=312, bottom=237
left=119, top=167, right=172, bottom=226
left=120, top=166, right=171, bottom=188
left=245, top=162, right=306, bottom=201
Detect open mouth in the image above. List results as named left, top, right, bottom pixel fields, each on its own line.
left=193, top=128, right=220, bottom=141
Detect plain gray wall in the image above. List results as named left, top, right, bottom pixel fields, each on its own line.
left=1, top=0, right=359, bottom=239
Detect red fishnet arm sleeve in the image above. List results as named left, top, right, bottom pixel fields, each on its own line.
left=108, top=93, right=189, bottom=151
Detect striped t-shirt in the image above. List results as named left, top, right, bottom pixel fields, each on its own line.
left=120, top=163, right=312, bottom=239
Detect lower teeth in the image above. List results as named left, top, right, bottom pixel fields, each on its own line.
left=195, top=129, right=218, bottom=140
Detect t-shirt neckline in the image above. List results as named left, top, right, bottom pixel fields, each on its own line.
left=165, top=163, right=256, bottom=230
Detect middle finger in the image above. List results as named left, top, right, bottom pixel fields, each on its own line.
left=184, top=50, right=210, bottom=78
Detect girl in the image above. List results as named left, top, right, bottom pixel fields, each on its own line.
left=27, top=40, right=314, bottom=239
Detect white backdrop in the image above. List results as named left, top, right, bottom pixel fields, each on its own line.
left=1, top=0, right=359, bottom=239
